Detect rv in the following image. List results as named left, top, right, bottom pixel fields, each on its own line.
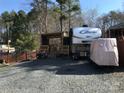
left=70, top=27, right=102, bottom=59
left=40, top=27, right=102, bottom=59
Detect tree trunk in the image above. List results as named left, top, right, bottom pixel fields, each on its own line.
left=45, top=0, right=48, bottom=33
left=68, top=1, right=71, bottom=31
left=60, top=4, right=63, bottom=32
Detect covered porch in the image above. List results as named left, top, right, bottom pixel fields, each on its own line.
left=108, top=23, right=124, bottom=66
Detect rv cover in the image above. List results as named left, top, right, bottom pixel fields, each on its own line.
left=90, top=38, right=119, bottom=66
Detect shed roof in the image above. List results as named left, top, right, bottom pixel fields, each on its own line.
left=109, top=23, right=124, bottom=30
left=41, top=32, right=62, bottom=38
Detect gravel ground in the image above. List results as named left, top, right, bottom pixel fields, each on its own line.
left=0, top=58, right=124, bottom=93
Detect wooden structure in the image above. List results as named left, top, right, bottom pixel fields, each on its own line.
left=0, top=51, right=36, bottom=63
left=108, top=23, right=124, bottom=39
left=41, top=32, right=70, bottom=57
left=108, top=23, right=124, bottom=66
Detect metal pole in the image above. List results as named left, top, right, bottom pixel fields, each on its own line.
left=7, top=40, right=11, bottom=63
left=7, top=41, right=9, bottom=63
left=7, top=24, right=9, bottom=63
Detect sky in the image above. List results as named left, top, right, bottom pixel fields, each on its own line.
left=80, top=0, right=123, bottom=15
left=0, top=0, right=32, bottom=14
left=0, top=0, right=123, bottom=15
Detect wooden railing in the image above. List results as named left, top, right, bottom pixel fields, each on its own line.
left=40, top=45, right=49, bottom=52
left=0, top=51, right=37, bottom=63
left=59, top=45, right=69, bottom=56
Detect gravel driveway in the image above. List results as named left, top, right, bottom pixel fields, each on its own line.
left=0, top=58, right=124, bottom=93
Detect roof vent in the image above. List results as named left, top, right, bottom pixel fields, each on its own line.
left=83, top=25, right=88, bottom=27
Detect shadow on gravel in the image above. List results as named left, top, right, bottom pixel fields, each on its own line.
left=16, top=58, right=124, bottom=75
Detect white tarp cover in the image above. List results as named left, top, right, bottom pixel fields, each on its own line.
left=90, top=38, right=119, bottom=66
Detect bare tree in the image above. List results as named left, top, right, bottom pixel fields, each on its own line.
left=31, top=0, right=48, bottom=34
left=96, top=11, right=124, bottom=37
left=82, top=8, right=98, bottom=27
